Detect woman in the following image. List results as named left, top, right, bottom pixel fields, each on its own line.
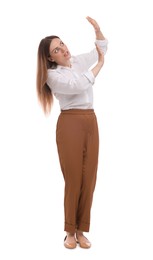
left=36, top=16, right=108, bottom=249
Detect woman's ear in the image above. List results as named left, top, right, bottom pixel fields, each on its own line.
left=48, top=56, right=55, bottom=62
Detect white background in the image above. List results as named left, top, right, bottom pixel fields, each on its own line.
left=0, top=0, right=153, bottom=259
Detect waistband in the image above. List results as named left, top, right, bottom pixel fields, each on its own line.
left=60, top=109, right=95, bottom=115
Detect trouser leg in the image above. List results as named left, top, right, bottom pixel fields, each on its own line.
left=77, top=114, right=99, bottom=231
left=56, top=112, right=84, bottom=233
left=56, top=110, right=99, bottom=233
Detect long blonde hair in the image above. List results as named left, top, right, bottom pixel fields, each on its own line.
left=36, top=35, right=59, bottom=114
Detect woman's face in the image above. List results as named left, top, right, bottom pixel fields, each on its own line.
left=49, top=38, right=71, bottom=67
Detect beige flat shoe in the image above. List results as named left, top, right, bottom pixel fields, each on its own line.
left=64, top=236, right=77, bottom=249
left=76, top=235, right=91, bottom=249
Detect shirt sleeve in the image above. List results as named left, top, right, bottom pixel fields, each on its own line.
left=74, top=39, right=108, bottom=70
left=95, top=39, right=108, bottom=55
left=47, top=69, right=95, bottom=95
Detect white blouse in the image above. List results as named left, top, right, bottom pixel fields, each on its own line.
left=47, top=39, right=108, bottom=110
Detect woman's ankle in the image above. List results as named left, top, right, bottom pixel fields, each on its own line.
left=76, top=230, right=84, bottom=236
left=66, top=232, right=75, bottom=237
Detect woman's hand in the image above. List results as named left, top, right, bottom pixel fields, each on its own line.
left=86, top=16, right=100, bottom=32
left=86, top=16, right=105, bottom=40
left=91, top=44, right=104, bottom=78
left=95, top=43, right=104, bottom=64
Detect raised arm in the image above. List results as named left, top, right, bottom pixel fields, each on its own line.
left=86, top=16, right=106, bottom=77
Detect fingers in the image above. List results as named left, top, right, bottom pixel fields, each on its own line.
left=86, top=16, right=95, bottom=25
left=86, top=16, right=100, bottom=31
left=86, top=16, right=92, bottom=22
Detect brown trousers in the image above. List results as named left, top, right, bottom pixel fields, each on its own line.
left=56, top=109, right=99, bottom=233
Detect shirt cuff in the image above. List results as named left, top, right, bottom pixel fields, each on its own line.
left=83, top=71, right=95, bottom=84
left=95, top=39, right=108, bottom=54
left=95, top=39, right=108, bottom=45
